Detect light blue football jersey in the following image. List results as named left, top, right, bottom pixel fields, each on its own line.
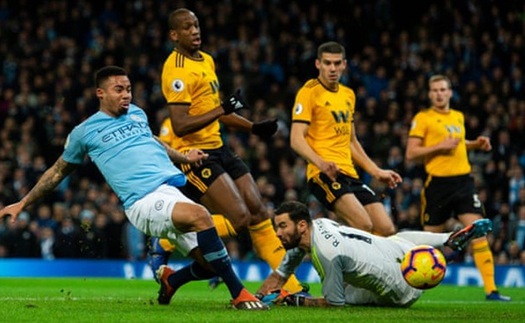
left=62, top=104, right=186, bottom=208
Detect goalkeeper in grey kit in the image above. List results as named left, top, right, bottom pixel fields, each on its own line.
left=257, top=201, right=492, bottom=307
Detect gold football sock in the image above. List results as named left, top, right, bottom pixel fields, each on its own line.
left=472, top=239, right=497, bottom=294
left=211, top=214, right=237, bottom=238
left=249, top=218, right=304, bottom=294
left=159, top=238, right=176, bottom=253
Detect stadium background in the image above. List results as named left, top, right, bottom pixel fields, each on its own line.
left=0, top=0, right=524, bottom=282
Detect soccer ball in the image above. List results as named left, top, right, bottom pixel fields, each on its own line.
left=400, top=245, right=447, bottom=290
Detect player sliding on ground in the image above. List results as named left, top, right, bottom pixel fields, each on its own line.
left=256, top=201, right=493, bottom=307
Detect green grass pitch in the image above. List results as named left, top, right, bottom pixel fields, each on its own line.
left=0, top=278, right=522, bottom=322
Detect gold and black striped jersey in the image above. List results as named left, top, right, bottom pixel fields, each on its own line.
left=291, top=79, right=358, bottom=180
left=408, top=108, right=471, bottom=176
left=161, top=49, right=222, bottom=150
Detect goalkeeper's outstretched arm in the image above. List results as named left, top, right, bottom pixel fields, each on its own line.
left=256, top=271, right=288, bottom=296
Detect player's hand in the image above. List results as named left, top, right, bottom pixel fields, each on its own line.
left=0, top=202, right=24, bottom=223
left=319, top=161, right=339, bottom=182
left=438, top=137, right=460, bottom=153
left=282, top=293, right=307, bottom=306
left=476, top=136, right=492, bottom=151
left=252, top=119, right=278, bottom=138
left=259, top=289, right=290, bottom=306
left=256, top=271, right=287, bottom=296
left=185, top=149, right=208, bottom=166
left=374, top=169, right=402, bottom=189
left=222, top=89, right=248, bottom=115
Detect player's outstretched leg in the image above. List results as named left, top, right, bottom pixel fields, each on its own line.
left=148, top=237, right=173, bottom=283
left=445, top=219, right=493, bottom=251
left=157, top=265, right=176, bottom=305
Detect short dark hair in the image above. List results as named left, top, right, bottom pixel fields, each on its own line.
left=317, top=41, right=345, bottom=60
left=274, top=201, right=312, bottom=224
left=168, top=8, right=193, bottom=30
left=94, top=66, right=127, bottom=88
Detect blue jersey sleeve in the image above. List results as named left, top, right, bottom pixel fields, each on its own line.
left=62, top=126, right=87, bottom=164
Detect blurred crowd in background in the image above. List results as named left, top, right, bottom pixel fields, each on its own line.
left=1, top=0, right=525, bottom=266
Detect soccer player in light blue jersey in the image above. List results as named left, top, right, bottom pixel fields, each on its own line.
left=0, top=66, right=267, bottom=310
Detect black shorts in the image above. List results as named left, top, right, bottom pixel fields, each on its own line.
left=307, top=172, right=381, bottom=211
left=177, top=146, right=249, bottom=202
left=421, top=174, right=484, bottom=226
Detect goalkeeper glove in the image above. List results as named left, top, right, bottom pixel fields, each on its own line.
left=222, top=89, right=248, bottom=115
left=283, top=293, right=307, bottom=306
left=252, top=119, right=278, bottom=138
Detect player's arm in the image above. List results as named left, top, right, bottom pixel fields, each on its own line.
left=154, top=136, right=208, bottom=165
left=405, top=136, right=459, bottom=162
left=291, top=121, right=339, bottom=181
left=257, top=248, right=305, bottom=296
left=256, top=271, right=288, bottom=296
left=292, top=296, right=334, bottom=307
left=219, top=113, right=251, bottom=131
left=0, top=156, right=77, bottom=222
left=351, top=124, right=401, bottom=188
left=220, top=114, right=279, bottom=138
left=466, top=136, right=491, bottom=151
left=168, top=103, right=224, bottom=137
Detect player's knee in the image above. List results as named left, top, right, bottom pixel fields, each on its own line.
left=192, top=205, right=214, bottom=231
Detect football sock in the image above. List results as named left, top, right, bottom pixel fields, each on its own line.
left=211, top=214, right=237, bottom=238
left=249, top=218, right=304, bottom=294
left=168, top=261, right=216, bottom=291
left=159, top=238, right=176, bottom=253
left=197, top=227, right=243, bottom=298
left=395, top=231, right=450, bottom=247
left=472, top=238, right=497, bottom=294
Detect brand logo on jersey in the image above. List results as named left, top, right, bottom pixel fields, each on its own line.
left=331, top=110, right=349, bottom=123
left=201, top=168, right=212, bottom=178
left=331, top=182, right=341, bottom=190
left=210, top=80, right=219, bottom=94
left=155, top=200, right=164, bottom=211
left=445, top=124, right=461, bottom=134
left=294, top=103, right=303, bottom=115
left=172, top=79, right=184, bottom=92
left=101, top=121, right=150, bottom=143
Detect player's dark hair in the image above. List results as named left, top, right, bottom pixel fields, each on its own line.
left=274, top=201, right=312, bottom=224
left=169, top=8, right=193, bottom=30
left=317, top=41, right=345, bottom=59
left=94, top=66, right=127, bottom=88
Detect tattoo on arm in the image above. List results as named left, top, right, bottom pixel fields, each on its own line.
left=154, top=136, right=186, bottom=163
left=22, top=157, right=76, bottom=207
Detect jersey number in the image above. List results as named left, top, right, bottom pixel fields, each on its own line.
left=339, top=232, right=372, bottom=244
